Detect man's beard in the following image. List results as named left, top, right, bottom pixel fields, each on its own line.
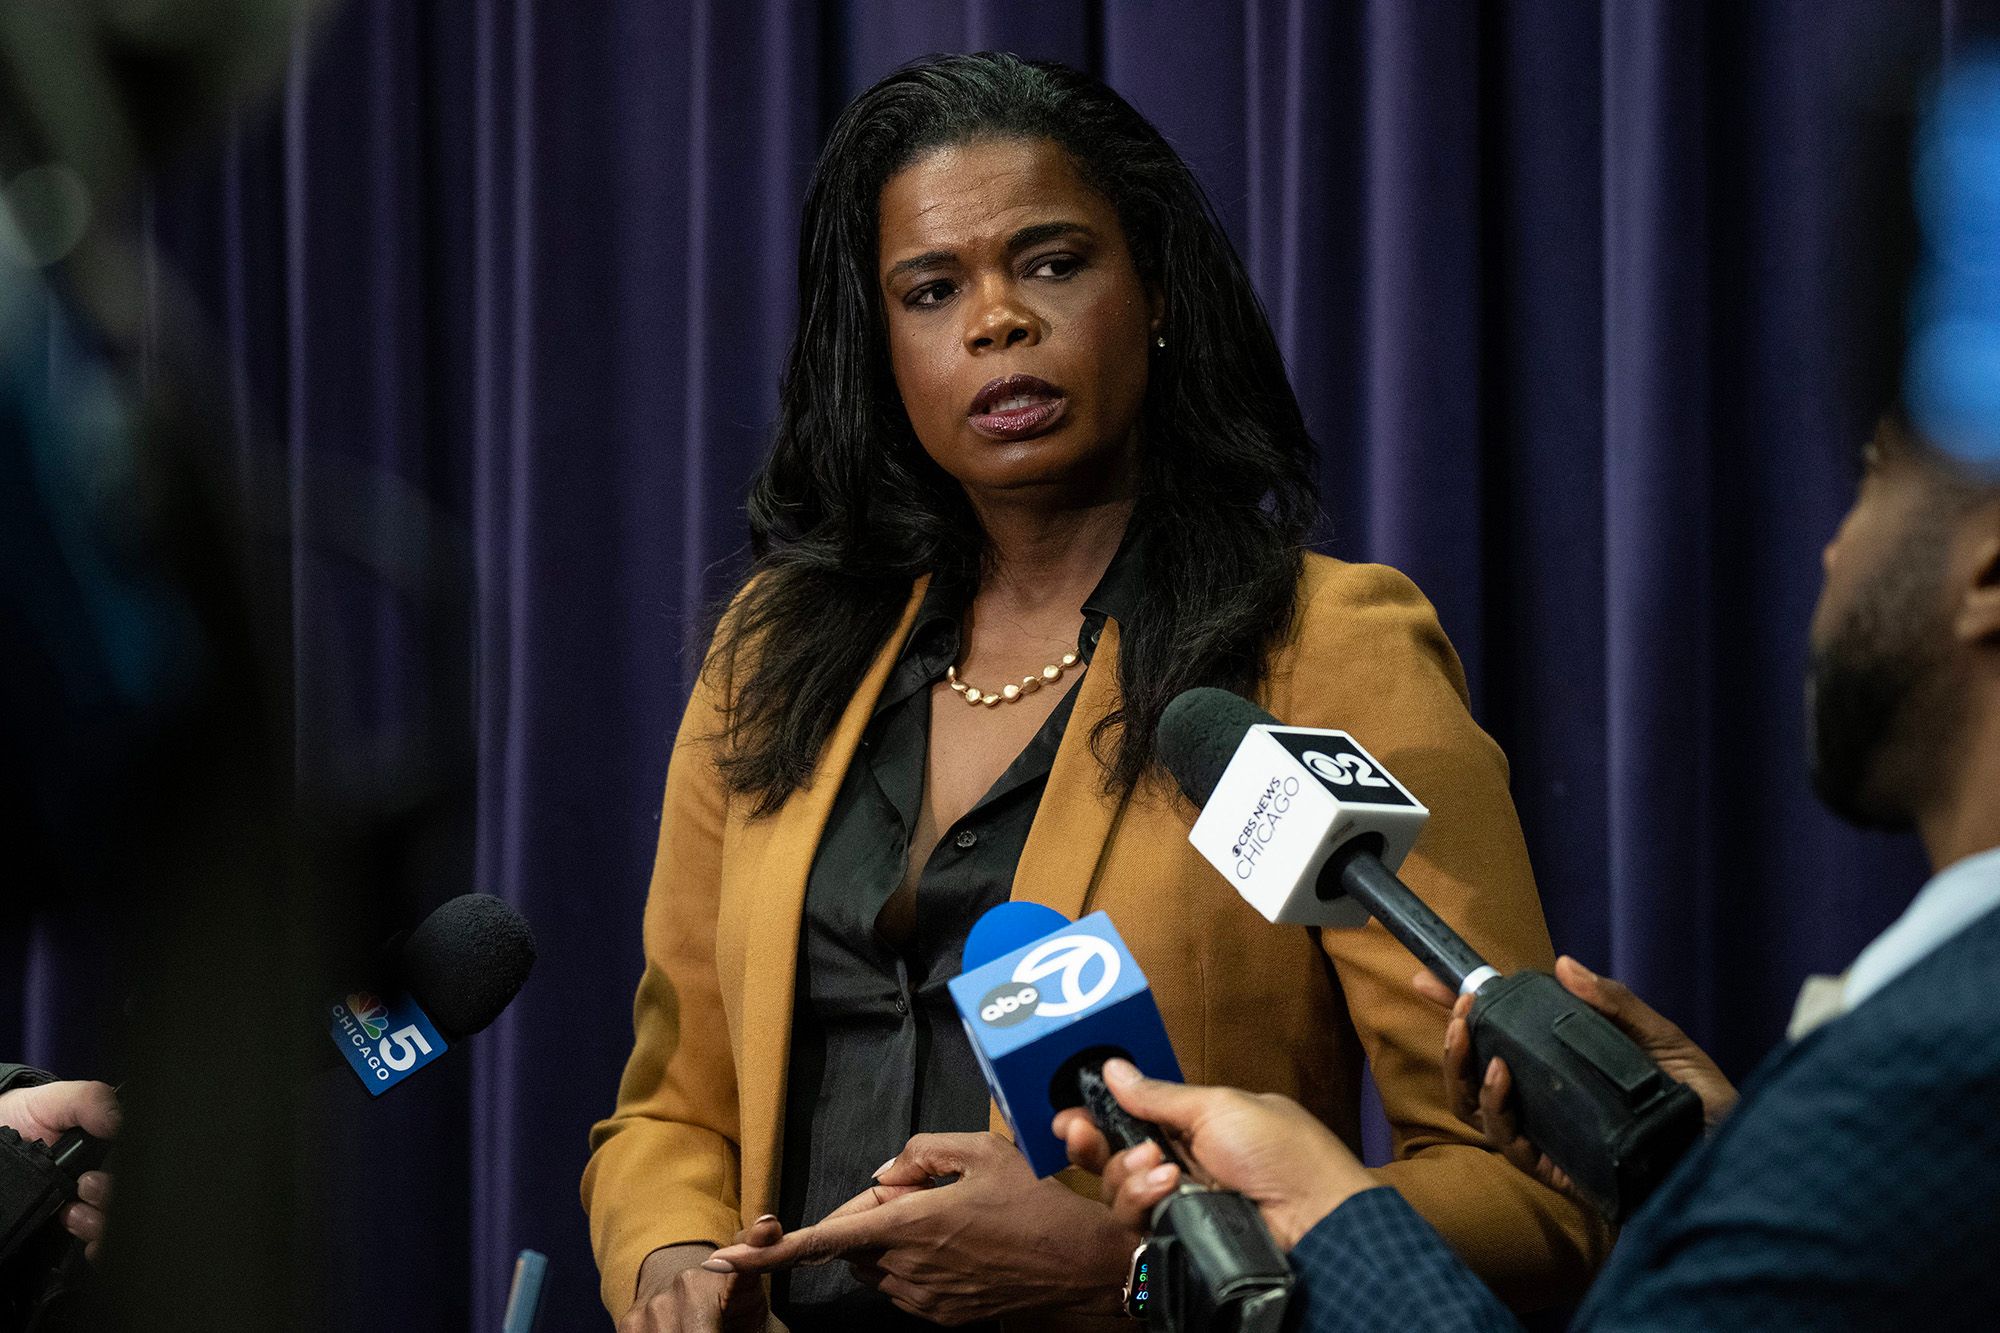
left=1805, top=527, right=1959, bottom=831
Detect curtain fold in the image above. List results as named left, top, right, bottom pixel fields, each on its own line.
left=1600, top=0, right=1717, bottom=1015
left=9, top=1, right=1996, bottom=1326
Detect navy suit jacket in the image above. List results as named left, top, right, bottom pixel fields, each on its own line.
left=1287, top=902, right=2000, bottom=1330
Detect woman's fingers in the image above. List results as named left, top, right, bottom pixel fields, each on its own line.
left=871, top=1131, right=992, bottom=1187
left=845, top=1255, right=890, bottom=1289
left=833, top=1181, right=925, bottom=1221
left=704, top=1220, right=780, bottom=1330
left=708, top=1204, right=901, bottom=1273
left=732, top=1216, right=782, bottom=1247
left=716, top=1263, right=767, bottom=1331
left=877, top=1272, right=935, bottom=1321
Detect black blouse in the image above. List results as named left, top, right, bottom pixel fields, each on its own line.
left=774, top=545, right=1142, bottom=1331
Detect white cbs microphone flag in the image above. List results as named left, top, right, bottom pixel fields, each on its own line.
left=1186, top=726, right=1429, bottom=926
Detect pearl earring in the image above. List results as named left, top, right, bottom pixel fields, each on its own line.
left=1153, top=333, right=1166, bottom=350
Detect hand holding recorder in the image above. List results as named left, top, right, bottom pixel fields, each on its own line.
left=1414, top=957, right=1737, bottom=1205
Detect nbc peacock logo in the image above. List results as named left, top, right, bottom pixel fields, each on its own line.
left=346, top=993, right=389, bottom=1041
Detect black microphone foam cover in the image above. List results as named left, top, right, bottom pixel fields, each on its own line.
left=1156, top=687, right=1281, bottom=807
left=401, top=893, right=537, bottom=1041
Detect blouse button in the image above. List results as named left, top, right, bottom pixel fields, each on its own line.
left=955, top=829, right=978, bottom=850
left=894, top=994, right=909, bottom=1015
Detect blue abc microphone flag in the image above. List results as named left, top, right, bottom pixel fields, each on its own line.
left=950, top=906, right=1182, bottom=1175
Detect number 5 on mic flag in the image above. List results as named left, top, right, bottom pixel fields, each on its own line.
left=328, top=991, right=449, bottom=1095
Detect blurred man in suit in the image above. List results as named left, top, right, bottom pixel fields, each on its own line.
left=1059, top=410, right=2000, bottom=1329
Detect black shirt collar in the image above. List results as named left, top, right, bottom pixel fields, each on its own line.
left=880, top=526, right=1146, bottom=716
left=1078, top=525, right=1146, bottom=649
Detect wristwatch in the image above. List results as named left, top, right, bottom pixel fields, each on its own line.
left=1122, top=1239, right=1155, bottom=1320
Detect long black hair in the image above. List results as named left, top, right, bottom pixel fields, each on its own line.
left=709, top=53, right=1320, bottom=814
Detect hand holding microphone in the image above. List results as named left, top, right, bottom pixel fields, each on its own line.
left=1417, top=957, right=1738, bottom=1205
left=1054, top=1059, right=1374, bottom=1253
left=944, top=904, right=1293, bottom=1331
left=1158, top=688, right=1707, bottom=1222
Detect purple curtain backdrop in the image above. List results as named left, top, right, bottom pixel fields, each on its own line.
left=9, top=0, right=2000, bottom=1327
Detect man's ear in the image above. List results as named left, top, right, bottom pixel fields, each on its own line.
left=1956, top=505, right=2000, bottom=647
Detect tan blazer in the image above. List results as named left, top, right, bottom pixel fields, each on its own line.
left=583, top=554, right=1606, bottom=1323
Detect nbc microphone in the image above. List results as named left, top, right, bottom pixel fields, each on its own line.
left=0, top=893, right=538, bottom=1318
left=1156, top=688, right=1702, bottom=1222
left=319, top=892, right=538, bottom=1094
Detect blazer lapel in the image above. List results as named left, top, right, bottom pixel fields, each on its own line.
left=990, top=618, right=1133, bottom=1140
left=735, top=578, right=929, bottom=1215
left=1010, top=618, right=1131, bottom=925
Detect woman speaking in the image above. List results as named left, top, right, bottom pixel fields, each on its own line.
left=584, top=53, right=1602, bottom=1333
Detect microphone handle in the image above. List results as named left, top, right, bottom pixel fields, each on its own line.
left=1075, top=1060, right=1181, bottom=1163
left=1327, top=843, right=1491, bottom=991
left=1322, top=847, right=1706, bottom=1221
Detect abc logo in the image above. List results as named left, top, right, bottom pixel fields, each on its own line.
left=976, top=934, right=1123, bottom=1026
left=978, top=981, right=1042, bottom=1027
left=1013, top=935, right=1120, bottom=1017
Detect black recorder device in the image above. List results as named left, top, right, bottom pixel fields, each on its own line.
left=1161, top=688, right=1704, bottom=1223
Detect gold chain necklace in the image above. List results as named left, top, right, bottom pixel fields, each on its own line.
left=946, top=647, right=1082, bottom=708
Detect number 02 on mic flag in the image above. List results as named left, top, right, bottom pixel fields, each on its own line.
left=949, top=910, right=1181, bottom=1175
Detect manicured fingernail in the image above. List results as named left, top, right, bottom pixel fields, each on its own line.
left=1566, top=957, right=1598, bottom=983
left=1104, top=1058, right=1138, bottom=1085
left=701, top=1258, right=734, bottom=1273
left=1484, top=1059, right=1502, bottom=1087
left=872, top=1157, right=896, bottom=1179
left=753, top=1213, right=778, bottom=1226
left=1146, top=1165, right=1177, bottom=1187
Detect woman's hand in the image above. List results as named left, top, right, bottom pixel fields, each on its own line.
left=704, top=1132, right=1134, bottom=1324
left=0, top=1079, right=119, bottom=1261
left=1052, top=1059, right=1374, bottom=1251
left=1413, top=955, right=1740, bottom=1204
left=619, top=1220, right=780, bottom=1333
